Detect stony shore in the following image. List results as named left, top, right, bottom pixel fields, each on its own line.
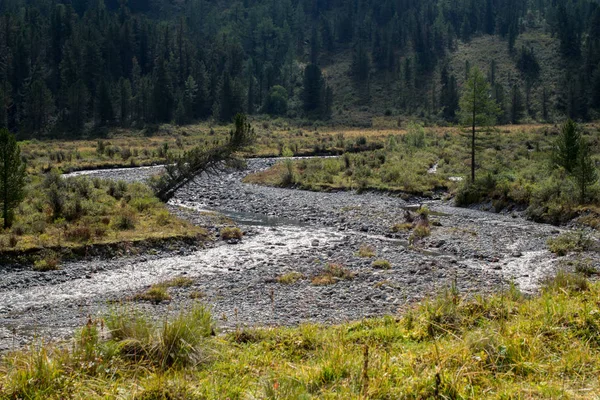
left=1, top=158, right=592, bottom=351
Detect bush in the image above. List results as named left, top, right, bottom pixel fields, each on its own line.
left=547, top=231, right=592, bottom=256
left=112, top=209, right=136, bottom=230
left=220, top=227, right=243, bottom=240
left=543, top=270, right=589, bottom=293
left=311, top=264, right=355, bottom=286
left=276, top=272, right=304, bottom=284
left=108, top=180, right=128, bottom=200
left=65, top=225, right=93, bottom=242
left=33, top=252, right=61, bottom=271
left=455, top=174, right=497, bottom=207
left=155, top=210, right=171, bottom=226
left=133, top=286, right=171, bottom=303
left=358, top=245, right=376, bottom=258
left=372, top=259, right=392, bottom=269
left=130, top=197, right=158, bottom=212
left=106, top=304, right=213, bottom=369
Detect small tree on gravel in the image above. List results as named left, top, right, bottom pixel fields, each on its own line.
left=150, top=114, right=255, bottom=202
left=0, top=128, right=26, bottom=229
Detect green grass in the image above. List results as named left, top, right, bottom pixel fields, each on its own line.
left=219, top=227, right=243, bottom=241
left=357, top=245, right=376, bottom=258
left=311, top=263, right=356, bottom=286
left=246, top=123, right=600, bottom=225
left=3, top=275, right=600, bottom=398
left=0, top=174, right=205, bottom=257
left=276, top=272, right=305, bottom=284
left=132, top=285, right=172, bottom=303
left=547, top=231, right=593, bottom=256
left=132, top=277, right=195, bottom=303
left=371, top=259, right=391, bottom=270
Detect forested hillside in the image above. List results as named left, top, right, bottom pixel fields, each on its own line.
left=0, top=0, right=599, bottom=136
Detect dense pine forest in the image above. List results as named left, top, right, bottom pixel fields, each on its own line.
left=0, top=0, right=599, bottom=137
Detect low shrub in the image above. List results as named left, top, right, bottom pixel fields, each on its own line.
left=133, top=286, right=171, bottom=303
left=112, top=209, right=136, bottom=230
left=547, top=231, right=592, bottom=256
left=543, top=270, right=589, bottom=293
left=357, top=245, right=376, bottom=258
left=276, top=272, right=304, bottom=284
left=372, top=259, right=392, bottom=269
left=220, top=227, right=243, bottom=240
left=64, top=225, right=93, bottom=242
left=311, top=264, right=355, bottom=286
left=33, top=252, right=61, bottom=272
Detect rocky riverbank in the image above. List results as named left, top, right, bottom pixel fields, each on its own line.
left=1, top=158, right=593, bottom=351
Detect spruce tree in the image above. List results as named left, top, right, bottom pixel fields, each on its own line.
left=574, top=139, right=598, bottom=204
left=459, top=67, right=500, bottom=182
left=0, top=128, right=25, bottom=229
left=510, top=84, right=525, bottom=124
left=303, top=64, right=323, bottom=116
left=554, top=119, right=581, bottom=173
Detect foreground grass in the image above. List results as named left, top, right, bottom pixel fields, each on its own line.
left=2, top=273, right=600, bottom=398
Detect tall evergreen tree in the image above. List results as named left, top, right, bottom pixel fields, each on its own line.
left=0, top=128, right=25, bottom=229
left=574, top=139, right=598, bottom=204
left=303, top=63, right=323, bottom=116
left=152, top=58, right=173, bottom=123
left=510, top=84, right=525, bottom=124
left=459, top=67, right=501, bottom=182
left=553, top=119, right=581, bottom=174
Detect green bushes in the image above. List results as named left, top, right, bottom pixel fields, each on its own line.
left=220, top=227, right=243, bottom=240
left=311, top=264, right=355, bottom=286
left=0, top=174, right=201, bottom=251
left=547, top=231, right=592, bottom=256
left=372, top=259, right=391, bottom=269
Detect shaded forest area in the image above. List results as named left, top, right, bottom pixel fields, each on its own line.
left=0, top=0, right=599, bottom=137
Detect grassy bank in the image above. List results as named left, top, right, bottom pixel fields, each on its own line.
left=1, top=272, right=599, bottom=398
left=22, top=120, right=569, bottom=174
left=0, top=173, right=205, bottom=266
left=20, top=121, right=394, bottom=174
left=245, top=123, right=600, bottom=225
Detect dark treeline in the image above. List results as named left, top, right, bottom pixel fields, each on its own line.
left=0, top=0, right=599, bottom=137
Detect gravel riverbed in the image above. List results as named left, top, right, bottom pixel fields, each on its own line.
left=1, top=158, right=592, bottom=351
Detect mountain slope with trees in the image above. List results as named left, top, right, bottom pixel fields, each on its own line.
left=0, top=0, right=599, bottom=137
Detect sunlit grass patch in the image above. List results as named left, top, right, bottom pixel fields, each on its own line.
left=3, top=274, right=600, bottom=398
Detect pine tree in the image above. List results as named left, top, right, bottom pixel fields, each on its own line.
left=96, top=80, right=114, bottom=126
left=303, top=63, right=323, bottom=116
left=440, top=66, right=458, bottom=122
left=553, top=119, right=581, bottom=174
left=459, top=67, right=501, bottom=182
left=0, top=128, right=25, bottom=229
left=510, top=84, right=525, bottom=124
left=574, top=139, right=598, bottom=204
left=66, top=80, right=88, bottom=133
left=152, top=58, right=174, bottom=123
left=183, top=75, right=197, bottom=121
left=352, top=42, right=371, bottom=82
left=0, top=87, right=7, bottom=129
left=119, top=78, right=132, bottom=126
left=24, top=79, right=55, bottom=134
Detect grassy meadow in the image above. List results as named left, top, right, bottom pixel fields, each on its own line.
left=245, top=122, right=600, bottom=225
left=0, top=172, right=205, bottom=265
left=1, top=272, right=600, bottom=398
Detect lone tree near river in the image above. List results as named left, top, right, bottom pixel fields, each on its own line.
left=151, top=114, right=255, bottom=202
left=0, top=128, right=26, bottom=229
left=459, top=67, right=500, bottom=182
